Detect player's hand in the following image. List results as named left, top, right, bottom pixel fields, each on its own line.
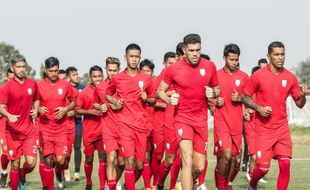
left=30, top=109, right=38, bottom=119
left=169, top=93, right=180, bottom=106
left=54, top=107, right=68, bottom=120
left=67, top=110, right=75, bottom=117
left=243, top=109, right=251, bottom=121
left=216, top=97, right=224, bottom=107
left=89, top=109, right=102, bottom=116
left=231, top=89, right=241, bottom=102
left=7, top=114, right=20, bottom=123
left=209, top=106, right=215, bottom=116
left=167, top=90, right=176, bottom=97
left=38, top=106, right=49, bottom=114
left=300, top=84, right=309, bottom=96
left=257, top=106, right=272, bottom=117
left=112, top=99, right=123, bottom=110
left=100, top=104, right=108, bottom=113
left=205, top=86, right=215, bottom=98
left=140, top=91, right=147, bottom=101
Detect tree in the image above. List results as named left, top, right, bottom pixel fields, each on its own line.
left=79, top=72, right=90, bottom=87
left=294, top=58, right=310, bottom=86
left=0, top=42, right=36, bottom=84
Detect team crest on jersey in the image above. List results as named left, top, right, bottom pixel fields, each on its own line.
left=199, top=68, right=206, bottom=76
left=79, top=89, right=82, bottom=93
left=235, top=79, right=241, bottom=87
left=166, top=143, right=170, bottom=150
left=9, top=150, right=13, bottom=157
left=282, top=80, right=287, bottom=87
left=0, top=139, right=3, bottom=145
left=138, top=81, right=144, bottom=90
left=153, top=144, right=157, bottom=150
left=257, top=150, right=262, bottom=158
left=178, top=128, right=183, bottom=136
left=27, top=88, right=32, bottom=95
left=58, top=88, right=63, bottom=95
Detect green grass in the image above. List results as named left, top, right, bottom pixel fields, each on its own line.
left=21, top=127, right=310, bottom=189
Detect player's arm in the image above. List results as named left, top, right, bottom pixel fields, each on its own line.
left=294, top=84, right=308, bottom=108
left=30, top=99, right=40, bottom=119
left=157, top=81, right=172, bottom=104
left=0, top=104, right=20, bottom=123
left=76, top=107, right=102, bottom=116
left=241, top=93, right=272, bottom=117
left=54, top=100, right=76, bottom=120
left=105, top=95, right=123, bottom=110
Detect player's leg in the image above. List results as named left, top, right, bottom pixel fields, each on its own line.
left=74, top=124, right=83, bottom=181
left=179, top=140, right=193, bottom=189
left=107, top=150, right=118, bottom=190
left=97, top=140, right=107, bottom=190
left=83, top=139, right=95, bottom=190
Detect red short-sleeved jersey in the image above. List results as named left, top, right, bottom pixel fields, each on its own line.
left=77, top=84, right=101, bottom=142
left=214, top=68, right=248, bottom=135
left=243, top=65, right=302, bottom=132
left=105, top=69, right=155, bottom=132
left=0, top=78, right=39, bottom=134
left=162, top=58, right=218, bottom=125
left=37, top=79, right=76, bottom=134
left=67, top=87, right=79, bottom=131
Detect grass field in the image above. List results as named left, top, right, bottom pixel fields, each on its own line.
left=20, top=127, right=310, bottom=190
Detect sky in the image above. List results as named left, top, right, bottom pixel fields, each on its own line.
left=1, top=0, right=310, bottom=78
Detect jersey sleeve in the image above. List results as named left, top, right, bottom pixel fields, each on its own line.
left=289, top=75, right=302, bottom=101
left=33, top=82, right=40, bottom=101
left=67, top=84, right=77, bottom=102
left=243, top=74, right=258, bottom=97
left=145, top=76, right=156, bottom=98
left=209, top=62, right=219, bottom=87
left=76, top=91, right=85, bottom=109
left=0, top=85, right=8, bottom=105
left=162, top=66, right=173, bottom=86
left=105, top=77, right=117, bottom=96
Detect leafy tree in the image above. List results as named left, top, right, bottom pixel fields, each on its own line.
left=79, top=72, right=90, bottom=87
left=294, top=58, right=310, bottom=86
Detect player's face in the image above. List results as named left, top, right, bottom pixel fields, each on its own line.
left=268, top=47, right=285, bottom=70
left=125, top=50, right=141, bottom=70
left=164, top=57, right=178, bottom=68
left=259, top=62, right=268, bottom=68
left=58, top=73, right=67, bottom=80
left=183, top=43, right=201, bottom=66
left=45, top=65, right=59, bottom=82
left=11, top=61, right=27, bottom=80
left=68, top=70, right=80, bottom=84
left=224, top=53, right=239, bottom=72
left=141, top=66, right=153, bottom=76
left=90, top=70, right=103, bottom=86
left=106, top=64, right=120, bottom=79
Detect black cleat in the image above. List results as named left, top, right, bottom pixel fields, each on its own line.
left=157, top=184, right=164, bottom=190
left=85, top=184, right=92, bottom=190
left=0, top=173, right=8, bottom=188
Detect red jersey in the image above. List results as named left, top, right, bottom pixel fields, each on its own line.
left=162, top=58, right=218, bottom=125
left=151, top=75, right=165, bottom=129
left=77, top=84, right=101, bottom=142
left=37, top=79, right=76, bottom=134
left=214, top=68, right=248, bottom=135
left=0, top=78, right=39, bottom=134
left=105, top=69, right=155, bottom=132
left=243, top=65, right=302, bottom=132
left=67, top=86, right=79, bottom=132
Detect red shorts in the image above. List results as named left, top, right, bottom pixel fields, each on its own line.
left=40, top=131, right=68, bottom=158
left=255, top=127, right=292, bottom=163
left=244, top=120, right=256, bottom=156
left=164, top=125, right=178, bottom=155
left=118, top=123, right=148, bottom=161
left=84, top=137, right=104, bottom=157
left=213, top=127, right=242, bottom=157
left=102, top=124, right=120, bottom=154
left=6, top=127, right=39, bottom=160
left=67, top=130, right=75, bottom=155
left=174, top=121, right=208, bottom=155
left=0, top=118, right=7, bottom=149
left=151, top=124, right=165, bottom=158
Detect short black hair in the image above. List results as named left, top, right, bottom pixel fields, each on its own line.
left=268, top=41, right=285, bottom=54
left=183, top=34, right=201, bottom=46
left=45, top=57, right=59, bottom=69
left=164, top=51, right=177, bottom=62
left=258, top=58, right=268, bottom=66
left=201, top=54, right=211, bottom=60
left=89, top=65, right=103, bottom=76
left=223, top=43, right=240, bottom=57
left=251, top=66, right=261, bottom=75
left=125, top=43, right=141, bottom=54
left=11, top=54, right=26, bottom=65
left=6, top=68, right=13, bottom=76
left=58, top=69, right=66, bottom=74
left=176, top=42, right=184, bottom=56
left=106, top=57, right=121, bottom=68
left=66, top=66, right=78, bottom=76
left=139, top=59, right=155, bottom=71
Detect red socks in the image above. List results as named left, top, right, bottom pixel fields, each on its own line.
left=170, top=156, right=181, bottom=189
left=151, top=155, right=161, bottom=186
left=214, top=168, right=226, bottom=189
left=249, top=163, right=270, bottom=189
left=84, top=162, right=93, bottom=185
left=0, top=154, right=9, bottom=170
left=99, top=161, right=107, bottom=189
left=229, top=166, right=239, bottom=183
left=277, top=156, right=290, bottom=190
left=44, top=165, right=55, bottom=190
left=124, top=168, right=135, bottom=190
left=9, top=169, right=19, bottom=190
left=142, top=160, right=152, bottom=188
left=108, top=179, right=117, bottom=190
left=158, top=162, right=171, bottom=185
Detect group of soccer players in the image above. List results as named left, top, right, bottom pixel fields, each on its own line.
left=0, top=33, right=308, bottom=190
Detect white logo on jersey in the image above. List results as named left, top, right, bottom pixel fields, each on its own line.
left=166, top=143, right=170, bottom=150
left=153, top=144, right=157, bottom=150
left=78, top=89, right=82, bottom=92
left=199, top=69, right=206, bottom=76
left=9, top=150, right=13, bottom=157
left=138, top=81, right=144, bottom=90
left=218, top=140, right=223, bottom=147
left=121, top=146, right=125, bottom=153
left=27, top=88, right=32, bottom=95
left=0, top=139, right=3, bottom=145
left=178, top=128, right=183, bottom=136
left=257, top=150, right=262, bottom=158
left=235, top=79, right=241, bottom=87
left=103, top=144, right=106, bottom=150
left=282, top=80, right=287, bottom=87
left=215, top=146, right=218, bottom=153
left=58, top=88, right=63, bottom=95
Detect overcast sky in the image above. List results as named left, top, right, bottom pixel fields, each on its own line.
left=1, top=0, right=309, bottom=78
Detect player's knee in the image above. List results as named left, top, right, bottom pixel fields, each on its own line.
left=278, top=157, right=290, bottom=171
left=10, top=160, right=20, bottom=170
left=222, top=150, right=232, bottom=161
left=181, top=155, right=193, bottom=168
left=107, top=153, right=116, bottom=165
left=85, top=156, right=94, bottom=164
left=125, top=156, right=135, bottom=168
left=257, top=163, right=270, bottom=176
left=56, top=157, right=66, bottom=165
left=136, top=160, right=143, bottom=170
left=165, top=154, right=175, bottom=166
left=26, top=160, right=36, bottom=168
left=193, top=164, right=205, bottom=173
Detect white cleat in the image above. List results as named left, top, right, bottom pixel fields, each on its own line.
left=175, top=181, right=182, bottom=190
left=259, top=177, right=267, bottom=183
left=116, top=181, right=122, bottom=190
left=64, top=169, right=71, bottom=182
left=57, top=179, right=65, bottom=189
left=74, top=172, right=80, bottom=181
left=197, top=183, right=208, bottom=190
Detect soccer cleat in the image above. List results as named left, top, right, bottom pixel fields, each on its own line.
left=259, top=177, right=267, bottom=183
left=241, top=163, right=247, bottom=172
left=116, top=181, right=122, bottom=190
left=85, top=184, right=92, bottom=190
left=197, top=183, right=208, bottom=190
left=42, top=186, right=49, bottom=190
left=0, top=173, right=8, bottom=188
left=56, top=173, right=65, bottom=189
left=74, top=172, right=81, bottom=181
left=157, top=184, right=164, bottom=190
left=246, top=185, right=257, bottom=190
left=64, top=169, right=71, bottom=182
left=18, top=179, right=27, bottom=190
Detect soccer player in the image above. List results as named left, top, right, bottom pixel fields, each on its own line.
left=0, top=68, right=14, bottom=188
left=93, top=57, right=121, bottom=190
left=212, top=44, right=248, bottom=190
left=37, top=57, right=76, bottom=190
left=58, top=69, right=67, bottom=80
left=76, top=65, right=107, bottom=190
left=158, top=33, right=220, bottom=189
left=65, top=66, right=84, bottom=181
left=242, top=41, right=307, bottom=190
left=0, top=54, right=39, bottom=190
left=105, top=44, right=156, bottom=190
left=257, top=58, right=268, bottom=68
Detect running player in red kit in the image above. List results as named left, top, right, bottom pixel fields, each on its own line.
left=105, top=44, right=156, bottom=190
left=0, top=54, right=39, bottom=190
left=212, top=44, right=248, bottom=190
left=37, top=57, right=76, bottom=190
left=76, top=65, right=107, bottom=190
left=158, top=34, right=220, bottom=189
left=242, top=41, right=308, bottom=190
